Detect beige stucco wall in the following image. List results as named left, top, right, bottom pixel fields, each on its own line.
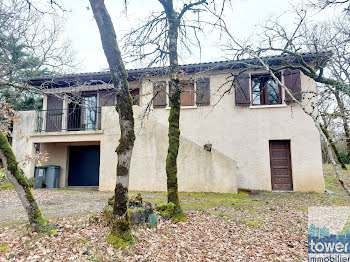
left=139, top=70, right=324, bottom=193
left=99, top=106, right=237, bottom=193
left=12, top=107, right=237, bottom=193
left=11, top=111, right=36, bottom=179
left=11, top=68, right=324, bottom=193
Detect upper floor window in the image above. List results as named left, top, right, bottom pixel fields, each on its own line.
left=251, top=74, right=281, bottom=105
left=153, top=78, right=210, bottom=108
left=172, top=81, right=195, bottom=106
left=235, top=70, right=302, bottom=107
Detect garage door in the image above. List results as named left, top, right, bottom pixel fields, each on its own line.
left=68, top=145, right=100, bottom=187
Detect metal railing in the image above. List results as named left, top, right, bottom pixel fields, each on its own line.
left=36, top=107, right=101, bottom=132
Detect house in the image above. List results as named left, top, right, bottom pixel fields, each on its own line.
left=11, top=52, right=327, bottom=193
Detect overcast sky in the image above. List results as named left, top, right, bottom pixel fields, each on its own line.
left=58, top=0, right=323, bottom=73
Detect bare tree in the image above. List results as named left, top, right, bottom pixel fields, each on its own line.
left=123, top=0, right=229, bottom=222
left=89, top=0, right=135, bottom=247
left=309, top=0, right=350, bottom=12
left=217, top=8, right=350, bottom=195
left=0, top=0, right=75, bottom=232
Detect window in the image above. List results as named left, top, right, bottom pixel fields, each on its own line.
left=179, top=81, right=194, bottom=106
left=153, top=78, right=210, bottom=108
left=83, top=95, right=98, bottom=130
left=130, top=89, right=140, bottom=106
left=251, top=74, right=281, bottom=105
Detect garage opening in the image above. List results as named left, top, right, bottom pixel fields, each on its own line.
left=68, top=145, right=100, bottom=187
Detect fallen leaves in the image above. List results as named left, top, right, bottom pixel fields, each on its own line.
left=0, top=208, right=307, bottom=262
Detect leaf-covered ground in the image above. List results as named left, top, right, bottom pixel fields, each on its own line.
left=0, top=164, right=349, bottom=261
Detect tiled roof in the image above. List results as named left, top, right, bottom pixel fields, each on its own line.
left=28, top=51, right=332, bottom=87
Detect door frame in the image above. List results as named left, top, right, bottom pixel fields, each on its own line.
left=269, top=140, right=293, bottom=191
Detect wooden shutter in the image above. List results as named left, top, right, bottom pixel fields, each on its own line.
left=196, top=78, right=210, bottom=106
left=46, top=95, right=63, bottom=132
left=180, top=81, right=194, bottom=106
left=153, top=81, right=167, bottom=108
left=99, top=90, right=115, bottom=106
left=283, top=70, right=302, bottom=103
left=235, top=73, right=250, bottom=106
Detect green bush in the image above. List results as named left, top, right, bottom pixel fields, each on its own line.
left=339, top=149, right=350, bottom=164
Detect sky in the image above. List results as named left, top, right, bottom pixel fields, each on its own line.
left=57, top=0, right=319, bottom=73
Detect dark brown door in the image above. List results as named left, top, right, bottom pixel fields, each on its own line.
left=269, top=140, right=293, bottom=191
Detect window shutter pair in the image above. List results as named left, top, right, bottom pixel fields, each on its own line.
left=234, top=70, right=302, bottom=106
left=283, top=70, right=302, bottom=103
left=153, top=78, right=210, bottom=107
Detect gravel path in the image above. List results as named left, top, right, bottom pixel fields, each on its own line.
left=0, top=189, right=165, bottom=224
left=0, top=189, right=112, bottom=224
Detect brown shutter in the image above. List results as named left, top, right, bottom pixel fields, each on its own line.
left=153, top=81, right=167, bottom=108
left=99, top=90, right=116, bottom=106
left=196, top=78, right=210, bottom=106
left=235, top=73, right=250, bottom=106
left=283, top=70, right=302, bottom=103
left=46, top=95, right=63, bottom=132
left=179, top=81, right=194, bottom=106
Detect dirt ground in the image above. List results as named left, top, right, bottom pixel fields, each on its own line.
left=0, top=164, right=349, bottom=261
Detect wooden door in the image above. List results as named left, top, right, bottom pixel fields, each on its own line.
left=269, top=140, right=293, bottom=191
left=46, top=95, right=63, bottom=132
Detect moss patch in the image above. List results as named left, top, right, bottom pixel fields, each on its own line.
left=0, top=182, right=14, bottom=190
left=106, top=212, right=134, bottom=248
left=157, top=202, right=175, bottom=220
left=172, top=209, right=187, bottom=222
left=0, top=243, right=9, bottom=252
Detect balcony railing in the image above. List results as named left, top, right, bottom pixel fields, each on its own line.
left=36, top=107, right=102, bottom=132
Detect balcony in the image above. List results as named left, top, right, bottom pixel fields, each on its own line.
left=36, top=107, right=102, bottom=132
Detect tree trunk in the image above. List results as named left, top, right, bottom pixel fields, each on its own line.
left=161, top=0, right=187, bottom=222
left=320, top=124, right=347, bottom=170
left=334, top=90, right=350, bottom=162
left=318, top=125, right=350, bottom=196
left=0, top=131, right=49, bottom=231
left=89, top=0, right=135, bottom=247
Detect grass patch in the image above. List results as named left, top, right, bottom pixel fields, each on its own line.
left=295, top=206, right=308, bottom=212
left=239, top=218, right=259, bottom=226
left=0, top=243, right=9, bottom=252
left=0, top=221, right=25, bottom=227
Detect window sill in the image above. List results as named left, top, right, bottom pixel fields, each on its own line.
left=249, top=104, right=287, bottom=109
left=165, top=105, right=198, bottom=110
